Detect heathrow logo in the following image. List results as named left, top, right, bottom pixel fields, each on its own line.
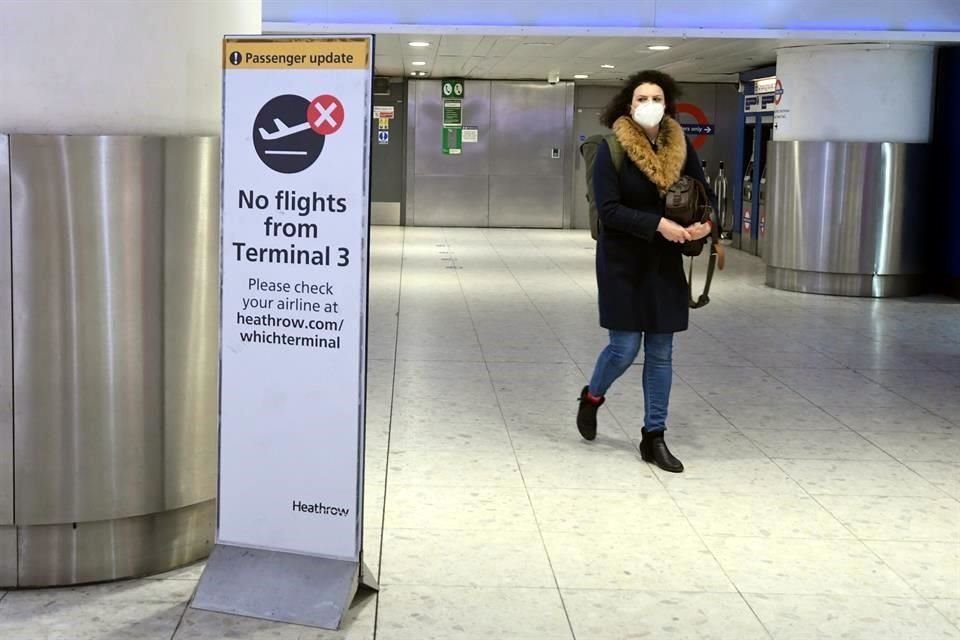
left=252, top=94, right=345, bottom=173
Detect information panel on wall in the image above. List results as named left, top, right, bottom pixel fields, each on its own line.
left=219, top=36, right=372, bottom=561
left=441, top=78, right=464, bottom=155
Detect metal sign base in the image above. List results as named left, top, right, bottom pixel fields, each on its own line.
left=192, top=544, right=379, bottom=630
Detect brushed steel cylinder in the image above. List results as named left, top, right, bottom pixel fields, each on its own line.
left=765, top=267, right=924, bottom=298
left=0, top=136, right=12, bottom=531
left=15, top=501, right=215, bottom=587
left=1, top=134, right=219, bottom=587
left=765, top=140, right=930, bottom=297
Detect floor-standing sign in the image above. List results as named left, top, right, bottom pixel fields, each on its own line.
left=193, top=35, right=375, bottom=631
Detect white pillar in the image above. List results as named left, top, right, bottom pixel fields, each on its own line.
left=0, top=0, right=262, bottom=135
left=773, top=44, right=936, bottom=143
left=766, top=43, right=936, bottom=298
left=0, top=1, right=261, bottom=586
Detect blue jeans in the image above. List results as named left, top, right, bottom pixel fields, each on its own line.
left=588, top=330, right=674, bottom=432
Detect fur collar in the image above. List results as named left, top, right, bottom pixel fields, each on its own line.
left=612, top=115, right=687, bottom=194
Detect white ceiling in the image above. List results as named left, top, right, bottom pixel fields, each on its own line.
left=374, top=34, right=840, bottom=83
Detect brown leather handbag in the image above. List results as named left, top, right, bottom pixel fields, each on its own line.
left=663, top=176, right=726, bottom=308
left=664, top=176, right=712, bottom=257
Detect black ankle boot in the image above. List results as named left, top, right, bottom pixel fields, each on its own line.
left=639, top=428, right=684, bottom=473
left=576, top=386, right=604, bottom=441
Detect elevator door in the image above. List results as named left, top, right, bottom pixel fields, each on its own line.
left=488, top=83, right=571, bottom=228
left=409, top=80, right=491, bottom=227
left=407, top=80, right=573, bottom=228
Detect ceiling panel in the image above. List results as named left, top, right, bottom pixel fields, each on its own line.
left=472, top=37, right=499, bottom=57
left=374, top=34, right=847, bottom=82
left=436, top=57, right=471, bottom=76
left=575, top=39, right=640, bottom=59
left=487, top=37, right=525, bottom=57
left=437, top=35, right=485, bottom=57
left=373, top=37, right=405, bottom=56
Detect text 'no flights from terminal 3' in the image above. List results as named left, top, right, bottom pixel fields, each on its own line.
left=240, top=190, right=348, bottom=215
left=232, top=243, right=351, bottom=267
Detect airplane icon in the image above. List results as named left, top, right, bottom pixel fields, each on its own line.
left=252, top=95, right=327, bottom=172
left=258, top=118, right=311, bottom=141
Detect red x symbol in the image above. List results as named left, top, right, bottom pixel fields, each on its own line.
left=308, top=95, right=344, bottom=135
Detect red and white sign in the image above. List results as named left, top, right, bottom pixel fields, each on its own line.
left=373, top=106, right=394, bottom=119
left=676, top=102, right=711, bottom=151
left=309, top=95, right=345, bottom=136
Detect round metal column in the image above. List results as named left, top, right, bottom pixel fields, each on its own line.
left=0, top=134, right=219, bottom=587
left=765, top=140, right=929, bottom=298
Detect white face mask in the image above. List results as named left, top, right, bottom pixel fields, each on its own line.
left=632, top=101, right=665, bottom=128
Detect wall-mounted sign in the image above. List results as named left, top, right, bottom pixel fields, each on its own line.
left=746, top=77, right=781, bottom=114
left=676, top=102, right=714, bottom=150
left=373, top=105, right=394, bottom=119
left=442, top=79, right=465, bottom=155
left=745, top=94, right=776, bottom=114
left=462, top=127, right=478, bottom=143
left=442, top=79, right=464, bottom=98
left=442, top=100, right=462, bottom=127
left=681, top=124, right=715, bottom=136
left=442, top=127, right=462, bottom=155
left=754, top=76, right=778, bottom=95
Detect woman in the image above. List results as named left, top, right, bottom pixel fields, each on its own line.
left=576, top=70, right=714, bottom=473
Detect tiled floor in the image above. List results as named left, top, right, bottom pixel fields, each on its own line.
left=3, top=227, right=958, bottom=639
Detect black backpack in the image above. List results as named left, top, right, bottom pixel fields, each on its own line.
left=579, top=134, right=619, bottom=240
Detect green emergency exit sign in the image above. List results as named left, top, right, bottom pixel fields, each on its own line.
left=442, top=79, right=464, bottom=155
left=442, top=79, right=464, bottom=99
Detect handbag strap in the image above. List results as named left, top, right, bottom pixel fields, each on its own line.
left=694, top=179, right=712, bottom=222
left=687, top=201, right=726, bottom=309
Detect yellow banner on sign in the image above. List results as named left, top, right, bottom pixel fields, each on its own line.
left=223, top=38, right=369, bottom=70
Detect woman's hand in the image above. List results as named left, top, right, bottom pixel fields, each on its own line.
left=657, top=218, right=692, bottom=243
left=686, top=222, right=712, bottom=241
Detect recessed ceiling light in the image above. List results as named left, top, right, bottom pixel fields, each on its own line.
left=574, top=74, right=589, bottom=79
left=408, top=41, right=431, bottom=48
left=601, top=64, right=616, bottom=69
left=417, top=71, right=428, bottom=77
left=648, top=45, right=671, bottom=51
left=411, top=61, right=426, bottom=67
left=410, top=72, right=417, bottom=76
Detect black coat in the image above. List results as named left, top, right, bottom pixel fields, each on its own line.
left=593, top=136, right=711, bottom=334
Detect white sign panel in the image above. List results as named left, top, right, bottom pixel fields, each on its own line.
left=372, top=106, right=394, bottom=119
left=754, top=76, right=777, bottom=95
left=773, top=44, right=933, bottom=142
left=219, top=36, right=372, bottom=561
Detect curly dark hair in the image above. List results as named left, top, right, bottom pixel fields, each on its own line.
left=600, top=70, right=682, bottom=128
